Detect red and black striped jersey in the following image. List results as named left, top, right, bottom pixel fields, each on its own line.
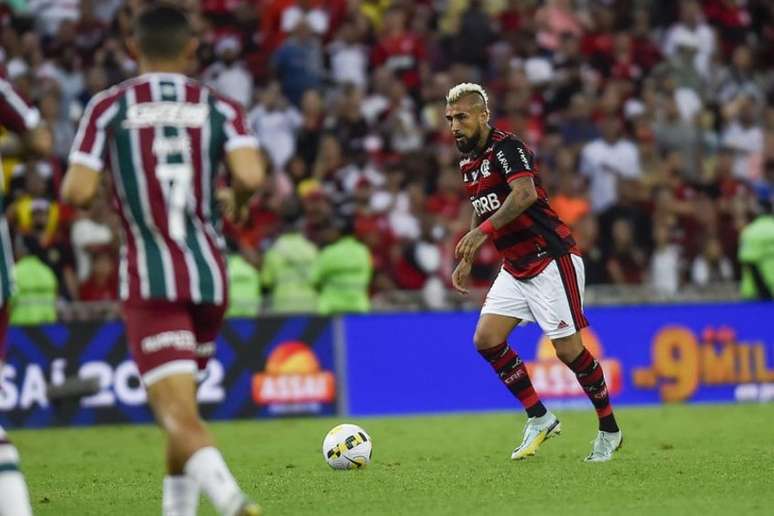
left=458, top=128, right=579, bottom=279
left=69, top=72, right=259, bottom=304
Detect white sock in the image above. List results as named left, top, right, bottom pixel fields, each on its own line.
left=163, top=475, right=199, bottom=516
left=0, top=442, right=33, bottom=516
left=183, top=447, right=243, bottom=516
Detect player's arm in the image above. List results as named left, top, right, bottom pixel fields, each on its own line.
left=61, top=91, right=117, bottom=207
left=225, top=146, right=266, bottom=220
left=482, top=176, right=537, bottom=231
left=0, top=78, right=53, bottom=156
left=218, top=97, right=266, bottom=222
left=61, top=164, right=101, bottom=207
left=469, top=211, right=482, bottom=231
left=452, top=208, right=483, bottom=294
left=455, top=140, right=537, bottom=262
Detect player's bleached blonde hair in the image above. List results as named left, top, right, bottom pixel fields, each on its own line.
left=446, top=83, right=489, bottom=112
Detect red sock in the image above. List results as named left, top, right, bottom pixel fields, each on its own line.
left=479, top=343, right=547, bottom=418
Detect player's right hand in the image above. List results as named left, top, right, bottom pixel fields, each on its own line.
left=451, top=259, right=472, bottom=295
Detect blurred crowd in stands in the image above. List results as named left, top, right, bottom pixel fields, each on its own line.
left=1, top=0, right=773, bottom=319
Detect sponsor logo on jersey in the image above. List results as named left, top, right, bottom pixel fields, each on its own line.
left=496, top=150, right=511, bottom=174
left=124, top=102, right=209, bottom=128
left=517, top=146, right=531, bottom=170
left=471, top=192, right=501, bottom=216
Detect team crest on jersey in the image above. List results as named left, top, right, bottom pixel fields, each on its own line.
left=480, top=159, right=491, bottom=178
left=124, top=102, right=209, bottom=128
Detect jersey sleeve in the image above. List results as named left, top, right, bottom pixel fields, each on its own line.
left=68, top=89, right=119, bottom=172
left=492, top=138, right=535, bottom=183
left=213, top=97, right=260, bottom=153
left=0, top=77, right=41, bottom=134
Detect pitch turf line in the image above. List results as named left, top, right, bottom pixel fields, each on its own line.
left=11, top=404, right=774, bottom=515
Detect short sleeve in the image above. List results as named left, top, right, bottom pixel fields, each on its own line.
left=68, top=89, right=119, bottom=172
left=492, top=138, right=535, bottom=183
left=214, top=97, right=260, bottom=153
left=0, top=78, right=41, bottom=134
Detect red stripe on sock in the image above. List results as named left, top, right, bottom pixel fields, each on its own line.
left=571, top=349, right=594, bottom=372
left=596, top=404, right=613, bottom=418
left=518, top=390, right=540, bottom=409
left=493, top=350, right=516, bottom=371
left=580, top=365, right=604, bottom=385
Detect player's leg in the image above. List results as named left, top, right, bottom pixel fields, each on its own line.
left=0, top=426, right=32, bottom=516
left=0, top=304, right=33, bottom=516
left=476, top=269, right=559, bottom=459
left=474, top=314, right=546, bottom=417
left=186, top=302, right=260, bottom=515
left=148, top=373, right=213, bottom=516
left=124, top=301, right=257, bottom=516
left=546, top=255, right=621, bottom=461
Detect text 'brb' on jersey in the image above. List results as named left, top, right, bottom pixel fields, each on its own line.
left=459, top=128, right=578, bottom=279
left=69, top=73, right=258, bottom=304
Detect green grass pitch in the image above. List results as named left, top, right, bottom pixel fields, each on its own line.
left=11, top=404, right=774, bottom=515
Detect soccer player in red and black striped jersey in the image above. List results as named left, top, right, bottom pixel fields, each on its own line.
left=0, top=72, right=51, bottom=516
left=61, top=5, right=265, bottom=515
left=446, top=83, right=622, bottom=462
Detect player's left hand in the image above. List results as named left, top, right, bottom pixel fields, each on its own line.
left=451, top=259, right=472, bottom=295
left=216, top=188, right=249, bottom=225
left=455, top=227, right=487, bottom=263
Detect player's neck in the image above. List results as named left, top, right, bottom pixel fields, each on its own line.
left=138, top=58, right=187, bottom=76
left=473, top=126, right=493, bottom=155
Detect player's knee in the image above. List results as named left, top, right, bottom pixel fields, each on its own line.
left=473, top=327, right=504, bottom=351
left=551, top=333, right=583, bottom=363
left=155, top=398, right=203, bottom=435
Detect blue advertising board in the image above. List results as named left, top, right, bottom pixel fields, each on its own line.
left=2, top=303, right=772, bottom=428
left=0, top=317, right=338, bottom=428
left=343, top=303, right=774, bottom=416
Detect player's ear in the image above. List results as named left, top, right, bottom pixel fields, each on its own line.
left=126, top=38, right=140, bottom=60
left=184, top=37, right=199, bottom=60
left=480, top=108, right=490, bottom=125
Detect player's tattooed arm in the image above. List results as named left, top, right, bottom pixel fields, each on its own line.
left=455, top=176, right=537, bottom=263
left=485, top=176, right=537, bottom=230
left=470, top=211, right=482, bottom=231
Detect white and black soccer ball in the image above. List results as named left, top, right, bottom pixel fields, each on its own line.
left=322, top=424, right=372, bottom=470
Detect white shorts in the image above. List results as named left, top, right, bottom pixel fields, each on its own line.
left=481, top=254, right=588, bottom=339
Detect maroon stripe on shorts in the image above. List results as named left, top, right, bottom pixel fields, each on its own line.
left=556, top=255, right=588, bottom=330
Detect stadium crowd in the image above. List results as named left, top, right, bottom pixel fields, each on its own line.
left=0, top=0, right=773, bottom=319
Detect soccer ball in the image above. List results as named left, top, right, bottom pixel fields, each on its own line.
left=322, top=424, right=372, bottom=469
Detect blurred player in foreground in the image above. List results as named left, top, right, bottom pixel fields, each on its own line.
left=0, top=71, right=51, bottom=516
left=62, top=5, right=265, bottom=515
left=447, top=83, right=622, bottom=462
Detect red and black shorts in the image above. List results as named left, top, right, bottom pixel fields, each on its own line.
left=122, top=300, right=226, bottom=386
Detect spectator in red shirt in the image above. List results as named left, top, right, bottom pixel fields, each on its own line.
left=371, top=6, right=428, bottom=95
left=78, top=247, right=118, bottom=301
